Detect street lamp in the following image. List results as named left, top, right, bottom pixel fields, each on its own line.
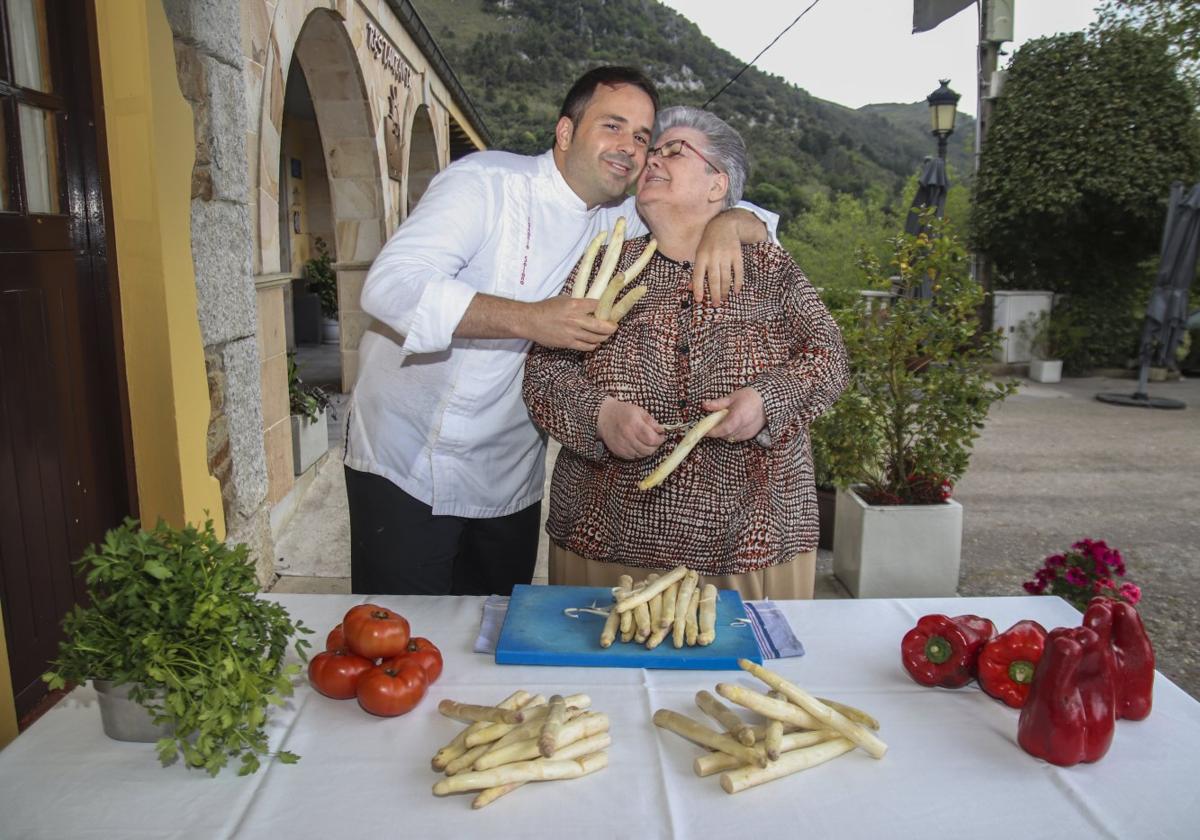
left=926, top=79, right=961, bottom=160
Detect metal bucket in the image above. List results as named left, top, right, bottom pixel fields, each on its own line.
left=93, top=680, right=174, bottom=742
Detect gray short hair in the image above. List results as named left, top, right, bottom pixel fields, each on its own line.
left=652, top=106, right=748, bottom=208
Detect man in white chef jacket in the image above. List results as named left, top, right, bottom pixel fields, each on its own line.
left=345, top=66, right=777, bottom=595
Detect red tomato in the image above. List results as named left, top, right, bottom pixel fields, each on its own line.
left=326, top=623, right=346, bottom=651
left=384, top=637, right=443, bottom=684
left=355, top=660, right=427, bottom=717
left=342, top=604, right=410, bottom=660
left=308, top=648, right=374, bottom=700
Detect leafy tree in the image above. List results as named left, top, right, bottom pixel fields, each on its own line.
left=971, top=26, right=1200, bottom=368
left=1099, top=1, right=1200, bottom=90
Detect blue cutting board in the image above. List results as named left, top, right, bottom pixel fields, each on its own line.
left=494, top=584, right=761, bottom=670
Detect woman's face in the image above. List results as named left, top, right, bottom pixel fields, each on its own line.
left=636, top=126, right=727, bottom=218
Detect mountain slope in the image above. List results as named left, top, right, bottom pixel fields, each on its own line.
left=412, top=0, right=973, bottom=224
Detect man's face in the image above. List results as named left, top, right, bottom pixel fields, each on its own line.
left=555, top=83, right=655, bottom=208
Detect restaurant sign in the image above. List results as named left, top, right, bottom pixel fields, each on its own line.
left=365, top=21, right=412, bottom=88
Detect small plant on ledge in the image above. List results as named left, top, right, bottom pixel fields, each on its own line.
left=288, top=353, right=331, bottom=424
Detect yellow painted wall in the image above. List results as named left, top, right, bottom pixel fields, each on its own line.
left=93, top=0, right=224, bottom=535
left=0, top=601, right=16, bottom=750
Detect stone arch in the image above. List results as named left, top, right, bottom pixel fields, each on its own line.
left=255, top=3, right=384, bottom=277
left=255, top=3, right=385, bottom=392
left=406, top=104, right=440, bottom=214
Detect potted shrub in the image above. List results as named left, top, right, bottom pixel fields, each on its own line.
left=822, top=215, right=1016, bottom=597
left=288, top=353, right=331, bottom=474
left=43, top=518, right=311, bottom=776
left=1016, top=308, right=1083, bottom=384
left=305, top=236, right=339, bottom=345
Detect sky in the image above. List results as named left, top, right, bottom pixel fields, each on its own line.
left=659, top=0, right=1103, bottom=117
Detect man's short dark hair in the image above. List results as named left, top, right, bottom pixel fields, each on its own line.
left=559, top=66, right=659, bottom=125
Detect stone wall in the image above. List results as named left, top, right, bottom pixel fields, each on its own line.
left=164, top=0, right=274, bottom=584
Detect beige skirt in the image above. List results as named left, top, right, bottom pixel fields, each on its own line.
left=548, top=542, right=816, bottom=600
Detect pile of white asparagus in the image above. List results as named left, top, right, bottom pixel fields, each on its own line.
left=653, top=658, right=888, bottom=794
left=430, top=690, right=610, bottom=809
left=597, top=565, right=718, bottom=650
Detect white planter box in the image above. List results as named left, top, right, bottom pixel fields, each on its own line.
left=321, top=317, right=340, bottom=346
left=1028, top=358, right=1062, bottom=383
left=290, top=410, right=328, bottom=475
left=832, top=487, right=963, bottom=598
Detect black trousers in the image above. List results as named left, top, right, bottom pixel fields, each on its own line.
left=344, top=466, right=540, bottom=596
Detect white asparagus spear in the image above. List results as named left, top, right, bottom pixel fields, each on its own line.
left=652, top=709, right=766, bottom=769
left=763, top=690, right=786, bottom=761
left=714, top=683, right=821, bottom=730
left=816, top=697, right=881, bottom=731
left=614, top=566, right=687, bottom=614
left=644, top=624, right=671, bottom=650
left=586, top=217, right=626, bottom=300
left=471, top=733, right=612, bottom=809
left=697, top=584, right=718, bottom=646
left=570, top=229, right=608, bottom=298
left=537, top=695, right=567, bottom=758
left=434, top=751, right=609, bottom=796
left=694, top=730, right=838, bottom=777
left=620, top=239, right=657, bottom=288
left=475, top=713, right=609, bottom=770
left=738, top=659, right=888, bottom=759
left=719, top=738, right=856, bottom=794
left=673, top=570, right=700, bottom=648
left=685, top=587, right=700, bottom=646
left=599, top=608, right=620, bottom=648
left=695, top=690, right=756, bottom=747
left=432, top=690, right=529, bottom=770
left=445, top=742, right=493, bottom=776
left=609, top=285, right=648, bottom=322
left=646, top=573, right=663, bottom=629
left=660, top=581, right=679, bottom=629
left=438, top=699, right=525, bottom=725
left=616, top=575, right=634, bottom=642
left=634, top=600, right=652, bottom=643
left=595, top=271, right=627, bottom=321
left=639, top=410, right=729, bottom=491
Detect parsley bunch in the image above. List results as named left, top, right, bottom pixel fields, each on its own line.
left=44, top=518, right=312, bottom=776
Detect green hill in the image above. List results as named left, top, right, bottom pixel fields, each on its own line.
left=412, top=0, right=974, bottom=225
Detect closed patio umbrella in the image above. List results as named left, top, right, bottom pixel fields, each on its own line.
left=904, top=156, right=949, bottom=298
left=1097, top=181, right=1200, bottom=410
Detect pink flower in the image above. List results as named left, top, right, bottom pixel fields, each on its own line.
left=1045, top=554, right=1066, bottom=568
left=1065, top=567, right=1088, bottom=586
left=1119, top=582, right=1141, bottom=605
left=1024, top=580, right=1046, bottom=595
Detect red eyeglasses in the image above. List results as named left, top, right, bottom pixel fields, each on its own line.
left=647, top=138, right=723, bottom=173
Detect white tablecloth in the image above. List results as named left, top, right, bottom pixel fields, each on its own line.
left=1, top=594, right=1197, bottom=839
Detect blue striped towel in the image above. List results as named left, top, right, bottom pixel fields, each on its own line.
left=473, top=595, right=803, bottom=659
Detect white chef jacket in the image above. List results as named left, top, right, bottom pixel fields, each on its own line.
left=345, top=149, right=777, bottom=518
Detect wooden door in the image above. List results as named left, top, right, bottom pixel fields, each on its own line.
left=0, top=0, right=132, bottom=719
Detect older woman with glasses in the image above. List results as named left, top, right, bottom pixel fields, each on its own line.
left=522, top=106, right=848, bottom=599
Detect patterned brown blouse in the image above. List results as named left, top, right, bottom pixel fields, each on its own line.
left=522, top=238, right=848, bottom=575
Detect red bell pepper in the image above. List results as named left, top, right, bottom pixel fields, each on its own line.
left=1083, top=596, right=1155, bottom=720
left=1017, top=626, right=1116, bottom=766
left=901, top=614, right=997, bottom=688
left=977, top=620, right=1047, bottom=708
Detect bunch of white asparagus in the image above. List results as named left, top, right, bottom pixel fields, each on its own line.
left=597, top=566, right=718, bottom=650
left=569, top=218, right=725, bottom=491
left=653, top=658, right=888, bottom=794
left=430, top=690, right=610, bottom=809
left=571, top=216, right=656, bottom=322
